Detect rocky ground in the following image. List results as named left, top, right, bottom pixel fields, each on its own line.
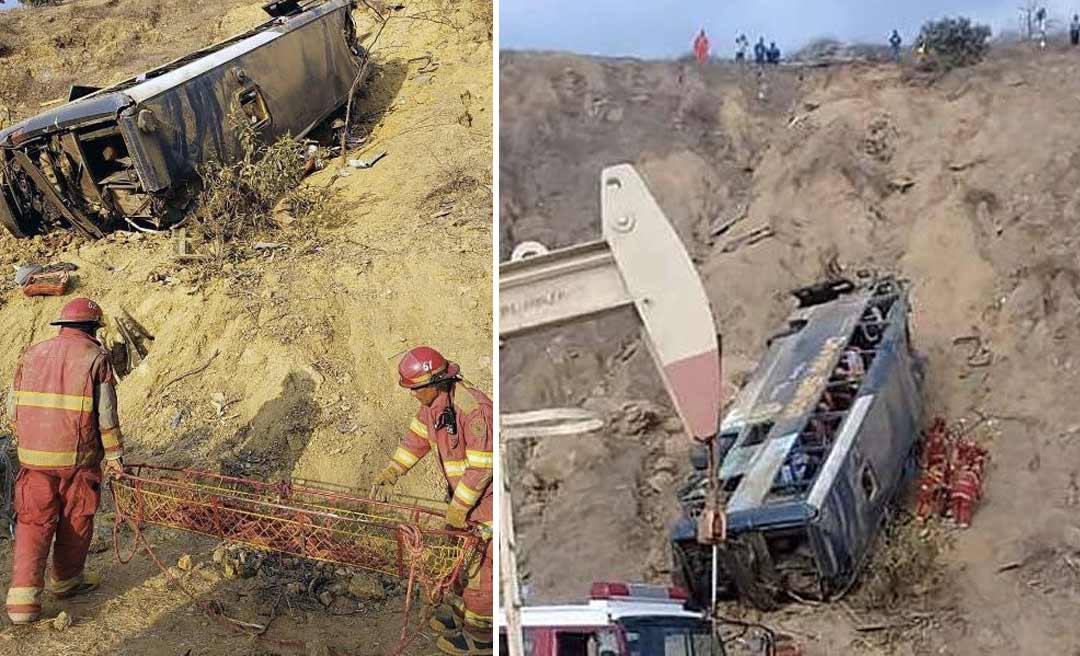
left=501, top=42, right=1080, bottom=655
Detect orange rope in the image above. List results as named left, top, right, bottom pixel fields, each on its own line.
left=109, top=478, right=296, bottom=641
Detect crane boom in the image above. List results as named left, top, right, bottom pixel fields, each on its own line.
left=499, top=165, right=724, bottom=655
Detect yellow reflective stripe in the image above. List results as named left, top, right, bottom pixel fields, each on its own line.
left=464, top=608, right=493, bottom=623
left=389, top=460, right=409, bottom=474
left=5, top=587, right=42, bottom=605
left=443, top=460, right=467, bottom=477
left=453, top=483, right=480, bottom=506
left=392, top=446, right=419, bottom=468
left=17, top=447, right=76, bottom=467
left=408, top=418, right=428, bottom=438
left=14, top=391, right=92, bottom=412
left=100, top=427, right=122, bottom=450
left=465, top=449, right=493, bottom=469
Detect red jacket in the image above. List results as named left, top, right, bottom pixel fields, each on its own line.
left=389, top=379, right=493, bottom=525
left=8, top=328, right=123, bottom=470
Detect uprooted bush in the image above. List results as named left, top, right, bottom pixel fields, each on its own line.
left=915, top=16, right=992, bottom=72
left=194, top=118, right=330, bottom=248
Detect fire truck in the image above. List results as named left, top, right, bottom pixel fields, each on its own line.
left=497, top=582, right=726, bottom=656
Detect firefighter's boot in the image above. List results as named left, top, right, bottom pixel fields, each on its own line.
left=430, top=604, right=464, bottom=634
left=50, top=570, right=101, bottom=599
left=436, top=630, right=493, bottom=656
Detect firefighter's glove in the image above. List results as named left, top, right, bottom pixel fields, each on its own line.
left=370, top=465, right=400, bottom=502
left=103, top=457, right=124, bottom=479
left=444, top=504, right=469, bottom=530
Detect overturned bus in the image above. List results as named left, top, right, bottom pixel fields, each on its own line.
left=0, top=0, right=363, bottom=238
left=670, top=276, right=926, bottom=610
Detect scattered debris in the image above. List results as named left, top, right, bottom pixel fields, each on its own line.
left=172, top=228, right=211, bottom=262
left=997, top=560, right=1025, bottom=573
left=111, top=307, right=153, bottom=376
left=709, top=203, right=748, bottom=239
left=347, top=150, right=387, bottom=169
left=13, top=261, right=77, bottom=297
left=177, top=554, right=193, bottom=571
left=889, top=177, right=916, bottom=193
left=953, top=335, right=993, bottom=367
left=720, top=225, right=774, bottom=253
left=52, top=611, right=71, bottom=632
left=21, top=270, right=70, bottom=297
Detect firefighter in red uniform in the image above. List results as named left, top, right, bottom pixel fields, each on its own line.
left=5, top=298, right=123, bottom=625
left=693, top=28, right=710, bottom=66
left=372, top=346, right=493, bottom=655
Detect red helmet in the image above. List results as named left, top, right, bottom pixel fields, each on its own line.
left=398, top=346, right=460, bottom=389
left=51, top=297, right=103, bottom=326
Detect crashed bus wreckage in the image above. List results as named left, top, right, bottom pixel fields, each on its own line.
left=671, top=275, right=927, bottom=610
left=0, top=0, right=363, bottom=238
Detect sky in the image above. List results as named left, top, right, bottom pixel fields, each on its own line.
left=501, top=0, right=1079, bottom=58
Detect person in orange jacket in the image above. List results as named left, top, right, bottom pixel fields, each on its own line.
left=372, top=346, right=493, bottom=655
left=693, top=28, right=710, bottom=66
left=5, top=298, right=123, bottom=624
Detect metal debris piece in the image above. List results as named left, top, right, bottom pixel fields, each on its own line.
left=720, top=225, right=774, bottom=253
left=953, top=335, right=993, bottom=367
left=22, top=271, right=71, bottom=297
left=889, top=177, right=916, bottom=193
left=172, top=228, right=211, bottom=262
left=252, top=242, right=286, bottom=251
left=347, top=150, right=387, bottom=169
left=709, top=204, right=748, bottom=239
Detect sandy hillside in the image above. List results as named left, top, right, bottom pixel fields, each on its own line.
left=501, top=45, right=1080, bottom=655
left=0, top=0, right=493, bottom=654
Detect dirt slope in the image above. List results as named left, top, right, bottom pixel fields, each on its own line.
left=501, top=46, right=1080, bottom=655
left=0, top=0, right=492, bottom=654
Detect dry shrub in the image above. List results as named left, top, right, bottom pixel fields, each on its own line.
left=916, top=17, right=992, bottom=72
left=469, top=0, right=492, bottom=41
left=424, top=155, right=490, bottom=223
left=853, top=513, right=950, bottom=611
left=195, top=118, right=313, bottom=244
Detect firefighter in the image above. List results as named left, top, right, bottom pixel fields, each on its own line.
left=5, top=298, right=123, bottom=625
left=692, top=28, right=710, bottom=66
left=371, top=346, right=493, bottom=655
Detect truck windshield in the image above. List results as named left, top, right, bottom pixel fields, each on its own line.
left=618, top=617, right=724, bottom=656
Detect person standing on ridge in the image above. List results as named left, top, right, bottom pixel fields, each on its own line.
left=754, top=36, right=767, bottom=64
left=767, top=41, right=781, bottom=64
left=693, top=28, right=710, bottom=66
left=735, top=33, right=749, bottom=62
left=890, top=29, right=902, bottom=61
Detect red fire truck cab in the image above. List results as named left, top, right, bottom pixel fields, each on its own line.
left=499, top=582, right=725, bottom=656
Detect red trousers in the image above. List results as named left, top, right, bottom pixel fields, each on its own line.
left=5, top=466, right=101, bottom=623
left=447, top=534, right=492, bottom=639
